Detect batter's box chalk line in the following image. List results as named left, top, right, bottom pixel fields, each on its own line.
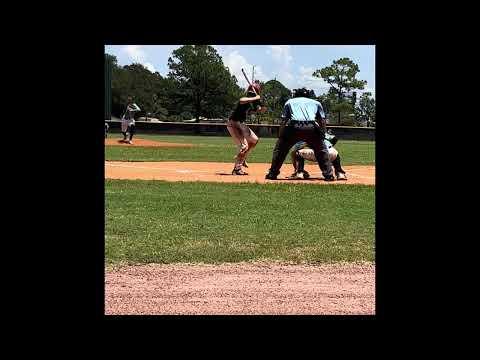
left=307, top=171, right=374, bottom=180
left=106, top=163, right=209, bottom=174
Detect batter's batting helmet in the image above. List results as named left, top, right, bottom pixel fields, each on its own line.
left=247, top=82, right=261, bottom=95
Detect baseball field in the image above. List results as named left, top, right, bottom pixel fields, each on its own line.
left=105, top=132, right=376, bottom=315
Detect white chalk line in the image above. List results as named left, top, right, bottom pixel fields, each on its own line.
left=106, top=163, right=375, bottom=180
left=306, top=172, right=374, bottom=180
left=106, top=163, right=210, bottom=174
left=305, top=166, right=375, bottom=180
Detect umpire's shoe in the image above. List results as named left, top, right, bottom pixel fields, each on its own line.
left=265, top=172, right=278, bottom=180
left=323, top=175, right=336, bottom=182
left=336, top=172, right=347, bottom=181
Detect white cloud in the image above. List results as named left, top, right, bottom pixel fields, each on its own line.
left=144, top=62, right=156, bottom=73
left=123, top=45, right=146, bottom=62
left=267, top=45, right=293, bottom=67
left=274, top=71, right=294, bottom=87
left=123, top=45, right=156, bottom=72
left=296, top=66, right=330, bottom=94
left=266, top=46, right=297, bottom=89
left=223, top=50, right=267, bottom=88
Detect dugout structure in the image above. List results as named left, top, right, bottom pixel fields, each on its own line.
left=105, top=54, right=112, bottom=120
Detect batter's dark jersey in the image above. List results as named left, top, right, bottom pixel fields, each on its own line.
left=230, top=99, right=261, bottom=123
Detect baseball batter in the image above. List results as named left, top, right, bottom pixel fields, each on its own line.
left=289, top=132, right=347, bottom=180
left=227, top=82, right=266, bottom=175
left=121, top=96, right=141, bottom=144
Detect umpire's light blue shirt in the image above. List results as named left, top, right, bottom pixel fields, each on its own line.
left=281, top=97, right=325, bottom=122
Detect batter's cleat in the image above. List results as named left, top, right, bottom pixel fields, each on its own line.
left=323, top=175, right=335, bottom=182
left=336, top=172, right=347, bottom=180
left=265, top=172, right=278, bottom=180
left=232, top=168, right=248, bottom=175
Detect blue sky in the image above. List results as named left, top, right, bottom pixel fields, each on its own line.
left=105, top=45, right=375, bottom=98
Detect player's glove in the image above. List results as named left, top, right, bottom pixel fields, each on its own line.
left=325, top=132, right=338, bottom=146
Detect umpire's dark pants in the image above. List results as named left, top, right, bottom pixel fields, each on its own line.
left=268, top=121, right=333, bottom=178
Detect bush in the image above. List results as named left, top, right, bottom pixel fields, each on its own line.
left=340, top=114, right=356, bottom=126
left=155, top=107, right=169, bottom=121
left=168, top=115, right=183, bottom=122
left=180, top=111, right=193, bottom=120
left=156, top=106, right=169, bottom=116
left=157, top=113, right=169, bottom=121
left=248, top=113, right=279, bottom=125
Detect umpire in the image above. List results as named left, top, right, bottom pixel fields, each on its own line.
left=265, top=88, right=334, bottom=181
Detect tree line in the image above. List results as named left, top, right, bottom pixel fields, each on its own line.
left=106, top=45, right=375, bottom=127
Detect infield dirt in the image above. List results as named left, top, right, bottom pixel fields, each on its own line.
left=105, top=262, right=375, bottom=315
left=105, top=161, right=375, bottom=185
left=105, top=138, right=193, bottom=148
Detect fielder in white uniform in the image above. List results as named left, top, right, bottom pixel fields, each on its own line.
left=121, top=96, right=141, bottom=144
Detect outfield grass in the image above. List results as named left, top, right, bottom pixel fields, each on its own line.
left=105, top=133, right=375, bottom=165
left=105, top=180, right=375, bottom=265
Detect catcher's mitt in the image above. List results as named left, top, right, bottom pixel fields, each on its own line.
left=325, top=132, right=338, bottom=146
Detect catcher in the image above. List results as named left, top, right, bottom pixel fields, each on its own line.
left=227, top=81, right=266, bottom=175
left=289, top=132, right=347, bottom=180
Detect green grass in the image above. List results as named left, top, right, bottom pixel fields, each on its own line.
left=105, top=180, right=375, bottom=265
left=105, top=132, right=375, bottom=165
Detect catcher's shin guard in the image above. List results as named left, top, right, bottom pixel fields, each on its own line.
left=296, top=154, right=305, bottom=173
left=332, top=154, right=345, bottom=174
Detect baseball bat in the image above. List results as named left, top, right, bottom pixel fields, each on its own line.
left=241, top=68, right=257, bottom=95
